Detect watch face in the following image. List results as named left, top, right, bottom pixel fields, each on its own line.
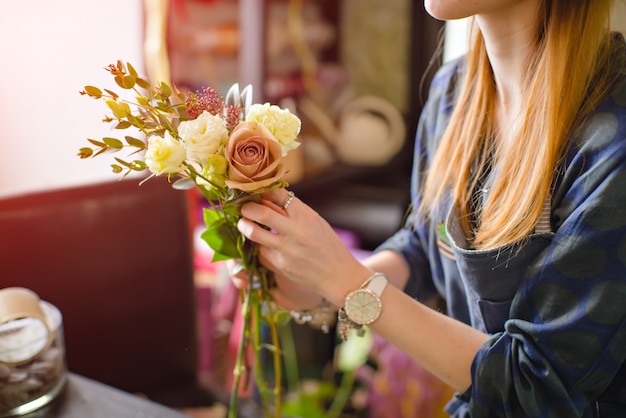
left=344, top=289, right=381, bottom=325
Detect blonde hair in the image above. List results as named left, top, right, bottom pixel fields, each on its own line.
left=421, top=0, right=620, bottom=250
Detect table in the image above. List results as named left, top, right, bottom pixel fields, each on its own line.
left=20, top=373, right=189, bottom=418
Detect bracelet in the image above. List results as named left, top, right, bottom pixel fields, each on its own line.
left=290, top=299, right=333, bottom=334
left=337, top=308, right=366, bottom=341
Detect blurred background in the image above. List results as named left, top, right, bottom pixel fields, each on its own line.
left=0, top=1, right=623, bottom=417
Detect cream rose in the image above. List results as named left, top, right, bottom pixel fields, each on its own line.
left=197, top=155, right=228, bottom=189
left=224, top=122, right=287, bottom=192
left=145, top=132, right=186, bottom=175
left=245, top=103, right=301, bottom=155
left=178, top=111, right=229, bottom=164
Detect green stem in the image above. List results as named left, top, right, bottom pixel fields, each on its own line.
left=264, top=297, right=282, bottom=417
left=249, top=271, right=283, bottom=418
left=278, top=322, right=300, bottom=395
left=228, top=285, right=253, bottom=418
left=252, top=292, right=270, bottom=414
left=326, top=371, right=356, bottom=418
left=228, top=228, right=286, bottom=417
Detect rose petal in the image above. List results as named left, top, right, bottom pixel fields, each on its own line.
left=224, top=122, right=286, bottom=191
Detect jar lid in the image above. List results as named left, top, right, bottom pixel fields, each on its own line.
left=0, top=287, right=53, bottom=365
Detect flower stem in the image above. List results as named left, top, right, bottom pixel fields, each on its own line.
left=252, top=292, right=270, bottom=413
left=278, top=322, right=300, bottom=395
left=228, top=284, right=253, bottom=418
left=326, top=370, right=356, bottom=418
left=263, top=296, right=282, bottom=417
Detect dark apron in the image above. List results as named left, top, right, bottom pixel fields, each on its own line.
left=440, top=200, right=611, bottom=417
left=444, top=201, right=553, bottom=334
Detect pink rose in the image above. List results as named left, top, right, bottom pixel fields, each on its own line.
left=225, top=122, right=287, bottom=192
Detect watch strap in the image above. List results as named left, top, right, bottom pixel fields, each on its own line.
left=362, top=272, right=388, bottom=296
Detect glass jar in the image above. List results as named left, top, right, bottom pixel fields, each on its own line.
left=0, top=288, right=67, bottom=417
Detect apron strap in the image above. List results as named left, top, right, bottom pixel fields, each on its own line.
left=534, top=193, right=553, bottom=234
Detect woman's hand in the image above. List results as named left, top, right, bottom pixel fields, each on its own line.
left=236, top=188, right=373, bottom=306
left=226, top=256, right=326, bottom=311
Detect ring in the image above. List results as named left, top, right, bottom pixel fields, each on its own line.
left=281, top=191, right=295, bottom=211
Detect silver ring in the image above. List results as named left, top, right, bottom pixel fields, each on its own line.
left=281, top=191, right=295, bottom=211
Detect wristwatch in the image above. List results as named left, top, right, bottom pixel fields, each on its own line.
left=341, top=273, right=388, bottom=327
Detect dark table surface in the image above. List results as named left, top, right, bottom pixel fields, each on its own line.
left=20, top=373, right=189, bottom=418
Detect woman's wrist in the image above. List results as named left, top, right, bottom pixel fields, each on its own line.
left=323, top=265, right=376, bottom=308
left=290, top=298, right=336, bottom=334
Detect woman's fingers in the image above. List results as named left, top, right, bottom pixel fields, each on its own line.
left=231, top=276, right=248, bottom=289
left=236, top=216, right=281, bottom=247
left=269, top=266, right=325, bottom=310
left=226, top=259, right=250, bottom=289
left=260, top=188, right=297, bottom=214
left=270, top=286, right=324, bottom=311
left=238, top=191, right=298, bottom=238
left=237, top=188, right=370, bottom=302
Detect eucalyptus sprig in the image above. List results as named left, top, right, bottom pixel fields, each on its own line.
left=79, top=60, right=187, bottom=176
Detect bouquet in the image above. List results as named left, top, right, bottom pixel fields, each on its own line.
left=78, top=60, right=302, bottom=417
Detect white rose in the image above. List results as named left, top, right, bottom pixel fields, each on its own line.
left=179, top=111, right=229, bottom=164
left=145, top=132, right=186, bottom=175
left=245, top=103, right=301, bottom=155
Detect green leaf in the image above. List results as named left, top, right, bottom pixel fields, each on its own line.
left=436, top=221, right=449, bottom=244
left=282, top=381, right=336, bottom=418
left=103, top=137, right=124, bottom=148
left=222, top=203, right=243, bottom=217
left=125, top=136, right=146, bottom=148
left=200, top=216, right=241, bottom=260
left=137, top=107, right=155, bottom=122
left=210, top=251, right=233, bottom=262
left=126, top=114, right=146, bottom=129
left=196, top=185, right=225, bottom=202
left=176, top=106, right=189, bottom=120
left=127, top=62, right=138, bottom=78
left=156, top=113, right=171, bottom=128
left=105, top=99, right=131, bottom=118
left=77, top=147, right=93, bottom=158
left=136, top=78, right=150, bottom=89
left=87, top=138, right=106, bottom=147
left=83, top=85, right=102, bottom=98
left=103, top=89, right=119, bottom=100
left=130, top=160, right=147, bottom=171
left=222, top=194, right=259, bottom=217
left=172, top=178, right=195, bottom=190
left=114, top=75, right=125, bottom=89
left=122, top=75, right=136, bottom=89
left=159, top=81, right=172, bottom=97
left=115, top=121, right=132, bottom=129
left=202, top=207, right=222, bottom=227
left=136, top=95, right=149, bottom=106
left=275, top=310, right=292, bottom=326
left=93, top=148, right=109, bottom=157
left=156, top=101, right=169, bottom=112
left=114, top=157, right=135, bottom=168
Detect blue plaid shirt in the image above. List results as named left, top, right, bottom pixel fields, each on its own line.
left=377, top=34, right=626, bottom=417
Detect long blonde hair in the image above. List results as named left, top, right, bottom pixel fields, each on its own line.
left=421, top=0, right=619, bottom=250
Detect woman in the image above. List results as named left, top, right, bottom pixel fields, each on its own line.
left=235, top=0, right=626, bottom=416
